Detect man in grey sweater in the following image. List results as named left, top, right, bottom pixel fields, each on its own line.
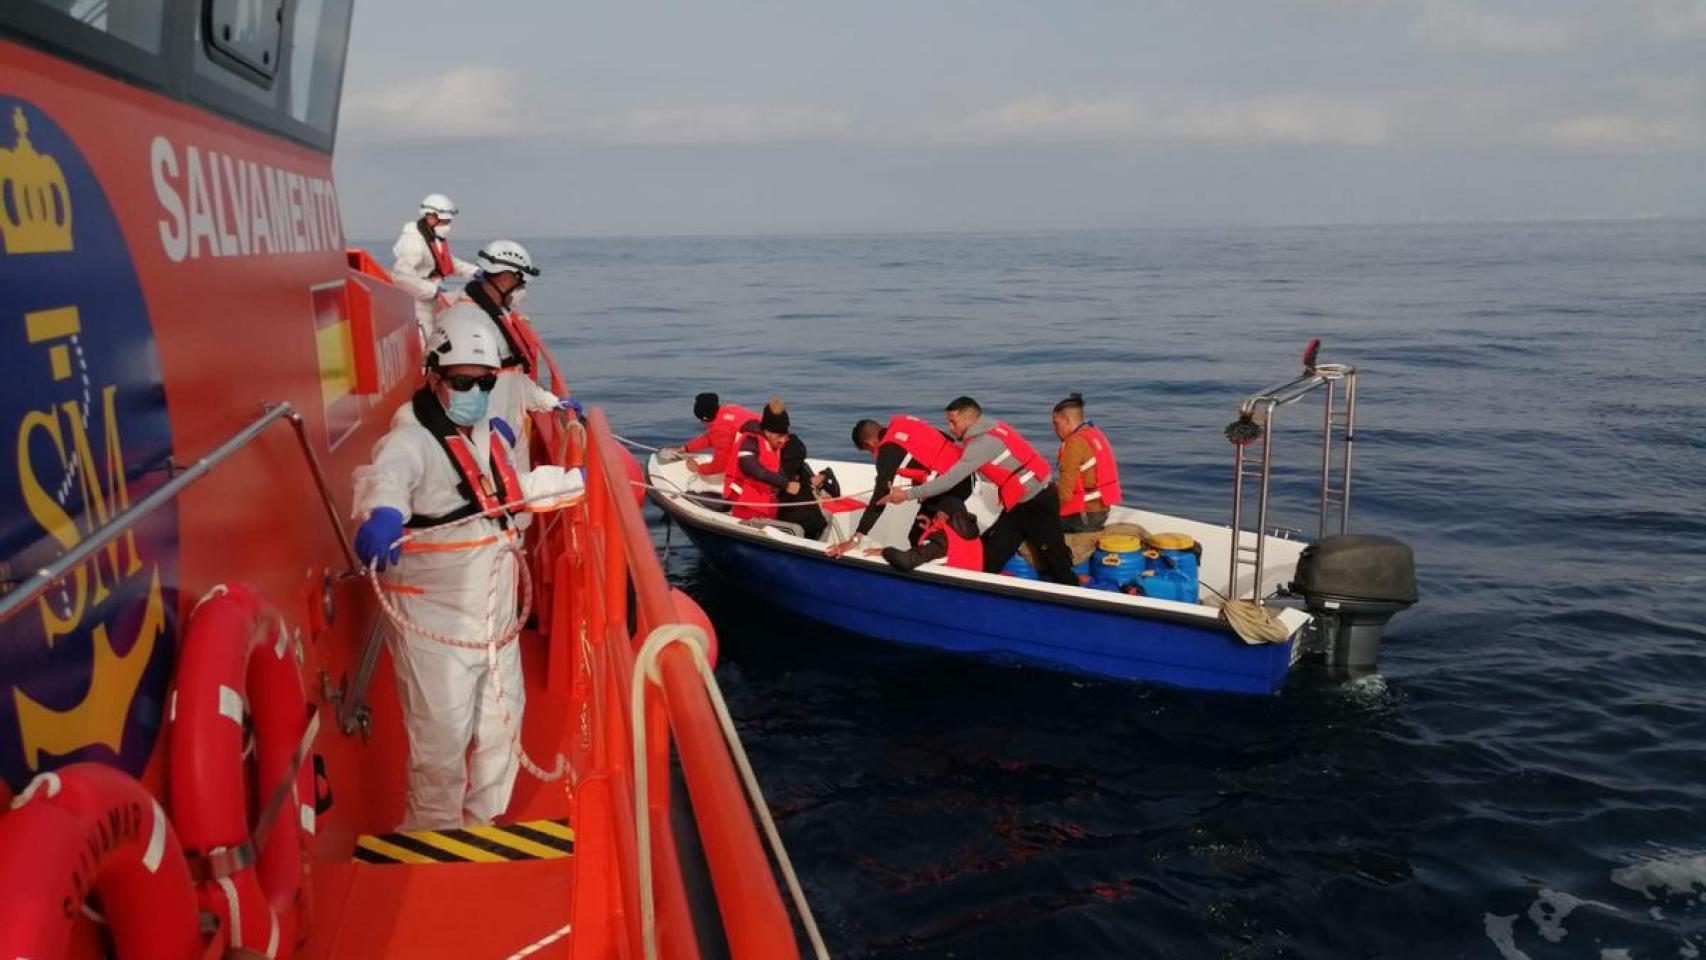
left=883, top=397, right=1078, bottom=585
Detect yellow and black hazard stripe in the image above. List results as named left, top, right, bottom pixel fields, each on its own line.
left=354, top=819, right=576, bottom=864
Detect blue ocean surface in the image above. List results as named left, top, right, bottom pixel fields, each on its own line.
left=391, top=221, right=1706, bottom=958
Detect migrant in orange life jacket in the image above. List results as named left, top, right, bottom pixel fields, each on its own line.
left=918, top=512, right=983, bottom=570
left=1058, top=423, right=1123, bottom=516
left=975, top=421, right=1053, bottom=510
left=686, top=404, right=761, bottom=476
left=882, top=414, right=961, bottom=485
left=724, top=431, right=784, bottom=520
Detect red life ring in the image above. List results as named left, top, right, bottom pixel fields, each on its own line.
left=0, top=762, right=203, bottom=960
left=166, top=583, right=316, bottom=959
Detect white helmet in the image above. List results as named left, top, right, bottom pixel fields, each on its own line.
left=419, top=193, right=458, bottom=219
left=476, top=240, right=541, bottom=278
left=426, top=311, right=501, bottom=369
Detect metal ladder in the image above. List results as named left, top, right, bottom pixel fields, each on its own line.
left=1227, top=351, right=1358, bottom=603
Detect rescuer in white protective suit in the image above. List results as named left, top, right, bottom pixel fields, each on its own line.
left=391, top=193, right=479, bottom=345
left=350, top=312, right=584, bottom=830
left=438, top=240, right=583, bottom=478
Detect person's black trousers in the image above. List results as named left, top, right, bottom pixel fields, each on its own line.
left=979, top=486, right=1078, bottom=585
left=778, top=491, right=829, bottom=540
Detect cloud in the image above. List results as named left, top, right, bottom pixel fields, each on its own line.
left=340, top=67, right=537, bottom=141
left=1409, top=0, right=1581, bottom=53
left=1640, top=0, right=1706, bottom=39
left=952, top=95, right=1143, bottom=141
left=1525, top=113, right=1706, bottom=151
left=585, top=105, right=855, bottom=145
left=949, top=94, right=1390, bottom=146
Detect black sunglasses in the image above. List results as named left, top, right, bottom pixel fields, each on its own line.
left=442, top=372, right=498, bottom=392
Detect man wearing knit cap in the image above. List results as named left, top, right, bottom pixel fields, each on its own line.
left=725, top=399, right=828, bottom=537
left=662, top=392, right=759, bottom=478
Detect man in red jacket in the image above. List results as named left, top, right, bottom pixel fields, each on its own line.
left=661, top=392, right=759, bottom=478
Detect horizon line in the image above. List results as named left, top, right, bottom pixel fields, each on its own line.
left=347, top=213, right=1706, bottom=246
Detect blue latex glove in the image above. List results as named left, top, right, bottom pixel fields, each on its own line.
left=557, top=396, right=584, bottom=419
left=355, top=507, right=404, bottom=571
left=490, top=417, right=516, bottom=447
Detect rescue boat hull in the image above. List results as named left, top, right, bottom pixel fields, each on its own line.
left=649, top=456, right=1307, bottom=695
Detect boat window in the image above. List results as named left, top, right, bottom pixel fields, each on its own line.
left=14, top=0, right=166, bottom=53
left=284, top=0, right=351, bottom=135
left=204, top=0, right=283, bottom=84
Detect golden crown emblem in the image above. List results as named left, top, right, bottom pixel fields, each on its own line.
left=1, top=107, right=73, bottom=254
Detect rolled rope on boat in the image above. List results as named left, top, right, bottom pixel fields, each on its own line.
left=1221, top=599, right=1293, bottom=645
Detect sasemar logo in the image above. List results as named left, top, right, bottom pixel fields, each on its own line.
left=0, top=100, right=178, bottom=791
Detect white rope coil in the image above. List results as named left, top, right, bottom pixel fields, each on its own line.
left=1221, top=598, right=1294, bottom=645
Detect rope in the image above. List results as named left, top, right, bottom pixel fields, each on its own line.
left=504, top=923, right=573, bottom=960
left=365, top=486, right=580, bottom=783
left=642, top=470, right=872, bottom=550
left=1221, top=598, right=1294, bottom=645
left=631, top=625, right=831, bottom=960
left=612, top=433, right=664, bottom=453
left=616, top=437, right=874, bottom=517
left=643, top=468, right=877, bottom=517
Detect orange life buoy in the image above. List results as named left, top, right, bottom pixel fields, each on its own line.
left=166, top=583, right=316, bottom=960
left=0, top=762, right=203, bottom=960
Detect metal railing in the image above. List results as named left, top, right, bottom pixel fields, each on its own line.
left=1227, top=355, right=1358, bottom=603
left=0, top=402, right=358, bottom=624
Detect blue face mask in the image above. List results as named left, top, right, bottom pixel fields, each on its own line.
left=444, top=385, right=490, bottom=426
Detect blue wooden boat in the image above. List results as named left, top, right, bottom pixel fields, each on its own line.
left=648, top=456, right=1312, bottom=694
left=647, top=352, right=1417, bottom=695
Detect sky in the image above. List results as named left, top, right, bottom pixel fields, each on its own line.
left=331, top=0, right=1706, bottom=238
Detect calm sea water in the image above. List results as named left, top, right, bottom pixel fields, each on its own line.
left=394, top=221, right=1706, bottom=958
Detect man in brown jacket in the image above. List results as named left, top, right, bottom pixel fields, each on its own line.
left=1052, top=393, right=1123, bottom=534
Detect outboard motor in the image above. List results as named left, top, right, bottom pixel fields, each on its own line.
left=1291, top=534, right=1417, bottom=674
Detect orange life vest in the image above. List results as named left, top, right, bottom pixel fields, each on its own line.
left=494, top=309, right=543, bottom=374
left=694, top=404, right=760, bottom=476
left=1058, top=423, right=1122, bottom=516
left=715, top=404, right=760, bottom=434
left=975, top=420, right=1052, bottom=510
left=418, top=218, right=457, bottom=279
left=724, top=432, right=783, bottom=520
left=712, top=405, right=760, bottom=453
left=407, top=389, right=524, bottom=528
left=428, top=237, right=456, bottom=279
left=882, top=414, right=961, bottom=485
left=919, top=513, right=983, bottom=571
left=456, top=287, right=542, bottom=374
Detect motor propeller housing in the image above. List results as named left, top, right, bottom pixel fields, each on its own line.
left=1289, top=533, right=1418, bottom=674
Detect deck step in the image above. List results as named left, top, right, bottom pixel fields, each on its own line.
left=354, top=818, right=575, bottom=865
